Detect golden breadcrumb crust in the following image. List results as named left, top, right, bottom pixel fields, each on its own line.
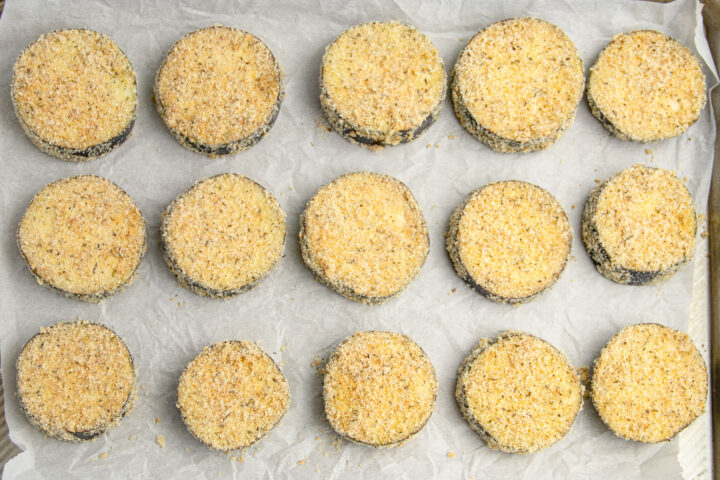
left=18, top=175, right=146, bottom=302
left=177, top=341, right=289, bottom=451
left=155, top=25, right=283, bottom=156
left=323, top=331, right=437, bottom=447
left=447, top=181, right=572, bottom=303
left=591, top=323, right=707, bottom=443
left=12, top=29, right=137, bottom=161
left=582, top=164, right=696, bottom=285
left=587, top=30, right=706, bottom=142
left=161, top=174, right=286, bottom=298
left=299, top=172, right=429, bottom=304
left=320, top=21, right=445, bottom=149
left=16, top=320, right=136, bottom=442
left=452, top=18, right=584, bottom=152
left=456, top=332, right=583, bottom=453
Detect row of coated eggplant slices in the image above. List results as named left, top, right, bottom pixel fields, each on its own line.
left=15, top=321, right=708, bottom=453
left=17, top=164, right=697, bottom=305
left=11, top=18, right=706, bottom=161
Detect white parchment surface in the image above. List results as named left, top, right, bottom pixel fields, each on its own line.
left=0, top=0, right=716, bottom=478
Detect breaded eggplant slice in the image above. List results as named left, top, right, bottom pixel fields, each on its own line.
left=11, top=29, right=137, bottom=161
left=323, top=331, right=437, bottom=448
left=587, top=30, right=706, bottom=142
left=447, top=181, right=572, bottom=304
left=455, top=332, right=583, bottom=454
left=16, top=320, right=136, bottom=442
left=18, top=175, right=147, bottom=303
left=154, top=26, right=283, bottom=157
left=177, top=341, right=289, bottom=452
left=299, top=172, right=429, bottom=304
left=451, top=18, right=584, bottom=152
left=582, top=164, right=696, bottom=285
left=161, top=173, right=286, bottom=299
left=320, top=21, right=445, bottom=150
left=591, top=323, right=708, bottom=443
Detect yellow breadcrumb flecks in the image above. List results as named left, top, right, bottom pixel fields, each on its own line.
left=587, top=30, right=706, bottom=142
left=299, top=172, right=429, bottom=304
left=17, top=175, right=147, bottom=303
left=155, top=25, right=283, bottom=156
left=161, top=173, right=285, bottom=299
left=447, top=181, right=572, bottom=303
left=16, top=320, right=136, bottom=442
left=591, top=323, right=707, bottom=443
left=320, top=21, right=446, bottom=149
left=582, top=164, right=696, bottom=285
left=12, top=29, right=137, bottom=161
left=455, top=332, right=582, bottom=454
left=323, top=331, right=437, bottom=447
left=177, top=341, right=289, bottom=452
left=452, top=18, right=584, bottom=152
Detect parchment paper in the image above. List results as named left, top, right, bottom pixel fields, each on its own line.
left=0, top=0, right=716, bottom=478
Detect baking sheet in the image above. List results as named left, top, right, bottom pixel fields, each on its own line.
left=0, top=0, right=717, bottom=478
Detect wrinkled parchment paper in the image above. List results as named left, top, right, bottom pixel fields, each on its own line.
left=0, top=0, right=717, bottom=478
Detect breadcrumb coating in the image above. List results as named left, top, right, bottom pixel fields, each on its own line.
left=320, top=21, right=445, bottom=148
left=177, top=341, right=289, bottom=451
left=452, top=18, right=583, bottom=152
left=300, top=172, right=429, bottom=303
left=587, top=30, right=706, bottom=142
left=447, top=181, right=572, bottom=303
left=162, top=174, right=285, bottom=298
left=16, top=320, right=136, bottom=442
left=592, top=324, right=707, bottom=443
left=323, top=331, right=437, bottom=447
left=155, top=25, right=283, bottom=155
left=18, top=175, right=146, bottom=302
left=12, top=29, right=137, bottom=160
left=582, top=164, right=696, bottom=285
left=456, top=332, right=582, bottom=453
